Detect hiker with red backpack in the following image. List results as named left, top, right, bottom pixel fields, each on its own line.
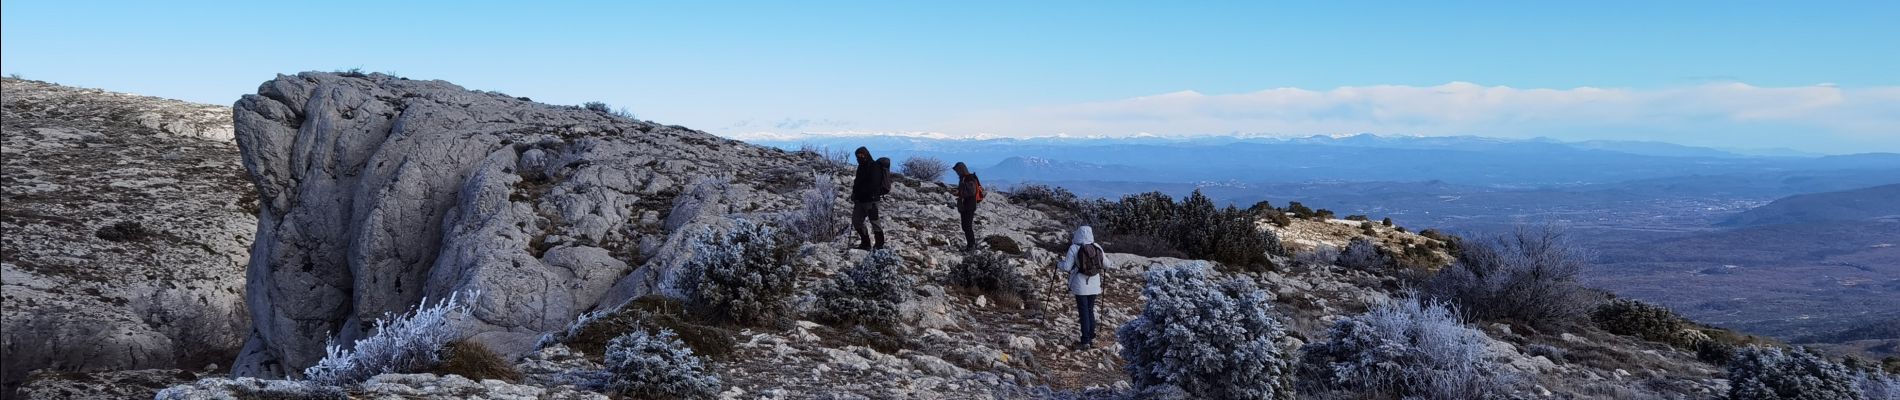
left=951, top=162, right=985, bottom=251
left=1057, top=225, right=1108, bottom=350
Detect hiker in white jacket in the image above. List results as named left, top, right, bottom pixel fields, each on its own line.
left=1057, top=225, right=1108, bottom=350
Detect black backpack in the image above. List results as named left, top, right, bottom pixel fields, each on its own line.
left=1076, top=243, right=1104, bottom=277
left=877, top=158, right=894, bottom=195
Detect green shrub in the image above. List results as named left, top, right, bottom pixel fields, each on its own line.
left=947, top=251, right=1035, bottom=309
left=1591, top=299, right=1708, bottom=349
left=1098, top=190, right=1275, bottom=270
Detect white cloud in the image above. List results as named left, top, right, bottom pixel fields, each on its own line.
left=881, top=82, right=1900, bottom=152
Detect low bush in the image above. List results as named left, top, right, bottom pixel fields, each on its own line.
left=1099, top=190, right=1275, bottom=269
left=1338, top=238, right=1389, bottom=271
left=1100, top=233, right=1189, bottom=259
left=984, top=235, right=1023, bottom=255
left=1726, top=346, right=1858, bottom=400
left=900, top=156, right=948, bottom=181
left=538, top=296, right=735, bottom=360
left=811, top=250, right=910, bottom=328
left=432, top=340, right=521, bottom=382
left=1117, top=263, right=1293, bottom=399
left=304, top=292, right=473, bottom=385
left=1592, top=299, right=1695, bottom=347
left=1857, top=370, right=1900, bottom=400
left=1299, top=299, right=1513, bottom=399
left=601, top=328, right=721, bottom=399
left=947, top=251, right=1035, bottom=309
left=675, top=218, right=797, bottom=327
left=795, top=144, right=852, bottom=172
left=1295, top=245, right=1340, bottom=267
left=1286, top=202, right=1316, bottom=219
left=1423, top=226, right=1595, bottom=332
left=784, top=173, right=848, bottom=243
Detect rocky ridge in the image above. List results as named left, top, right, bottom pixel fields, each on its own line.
left=2, top=77, right=254, bottom=397
left=9, top=74, right=1754, bottom=399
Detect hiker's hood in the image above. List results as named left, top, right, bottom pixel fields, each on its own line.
left=1071, top=226, right=1094, bottom=244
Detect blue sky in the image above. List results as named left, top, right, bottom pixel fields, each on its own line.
left=4, top=1, right=1897, bottom=152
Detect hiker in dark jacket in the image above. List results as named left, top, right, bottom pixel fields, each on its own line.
left=952, top=162, right=982, bottom=251
left=1057, top=225, right=1108, bottom=350
left=849, top=147, right=888, bottom=249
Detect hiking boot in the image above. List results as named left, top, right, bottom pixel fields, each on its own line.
left=855, top=241, right=872, bottom=250
left=1071, top=341, right=1093, bottom=351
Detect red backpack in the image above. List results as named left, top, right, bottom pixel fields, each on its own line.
left=969, top=174, right=986, bottom=202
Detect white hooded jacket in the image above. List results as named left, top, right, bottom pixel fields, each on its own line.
left=1058, top=226, right=1108, bottom=296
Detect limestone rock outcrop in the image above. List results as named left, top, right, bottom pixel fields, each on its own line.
left=1, top=78, right=253, bottom=396
left=229, top=72, right=815, bottom=377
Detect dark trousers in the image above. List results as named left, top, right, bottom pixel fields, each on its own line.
left=1076, top=294, right=1098, bottom=345
left=852, top=201, right=884, bottom=248
left=958, top=206, right=976, bottom=249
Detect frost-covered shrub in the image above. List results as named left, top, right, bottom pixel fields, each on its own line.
left=812, top=250, right=910, bottom=328
left=1298, top=299, right=1513, bottom=399
left=601, top=328, right=721, bottom=399
left=1856, top=370, right=1900, bottom=400
left=796, top=144, right=852, bottom=171
left=785, top=173, right=848, bottom=243
left=675, top=218, right=796, bottom=326
left=538, top=297, right=735, bottom=359
left=305, top=292, right=473, bottom=385
left=1117, top=263, right=1293, bottom=400
left=900, top=156, right=948, bottom=181
left=948, top=250, right=1034, bottom=308
left=1338, top=238, right=1388, bottom=271
left=1525, top=343, right=1568, bottom=362
left=1727, top=346, right=1859, bottom=400
left=1592, top=299, right=1694, bottom=347
left=156, top=377, right=349, bottom=400
left=1295, top=244, right=1340, bottom=267
left=1423, top=226, right=1594, bottom=331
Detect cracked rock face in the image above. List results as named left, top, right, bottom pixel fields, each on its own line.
left=229, top=72, right=808, bottom=377
left=1, top=78, right=254, bottom=396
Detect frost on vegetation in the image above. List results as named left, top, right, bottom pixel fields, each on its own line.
left=1856, top=370, right=1900, bottom=400
left=1295, top=244, right=1340, bottom=267
left=797, top=144, right=853, bottom=172
left=1338, top=237, right=1389, bottom=271
left=900, top=156, right=947, bottom=181
left=1298, top=298, right=1514, bottom=400
left=155, top=377, right=348, bottom=400
left=1116, top=263, right=1293, bottom=400
left=674, top=218, right=796, bottom=327
left=1423, top=226, right=1594, bottom=331
left=1726, top=346, right=1861, bottom=400
left=785, top=173, right=848, bottom=243
left=304, top=291, right=475, bottom=386
left=811, top=249, right=910, bottom=328
left=601, top=328, right=721, bottom=400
